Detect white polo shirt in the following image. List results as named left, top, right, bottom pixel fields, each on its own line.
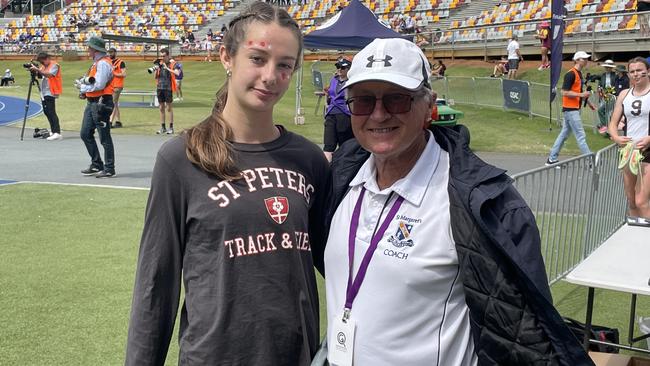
left=325, top=131, right=477, bottom=366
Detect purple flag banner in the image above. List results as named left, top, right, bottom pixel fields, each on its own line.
left=550, top=0, right=565, bottom=102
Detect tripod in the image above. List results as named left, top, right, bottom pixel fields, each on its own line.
left=19, top=71, right=41, bottom=141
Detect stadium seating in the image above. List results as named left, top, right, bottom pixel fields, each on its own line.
left=0, top=0, right=239, bottom=51
left=444, top=0, right=638, bottom=42
left=288, top=0, right=468, bottom=33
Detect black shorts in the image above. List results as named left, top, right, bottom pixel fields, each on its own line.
left=643, top=149, right=650, bottom=164
left=323, top=113, right=354, bottom=152
left=508, top=59, right=519, bottom=70
left=157, top=89, right=173, bottom=104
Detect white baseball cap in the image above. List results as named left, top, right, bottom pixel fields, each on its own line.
left=344, top=38, right=432, bottom=91
left=573, top=51, right=591, bottom=61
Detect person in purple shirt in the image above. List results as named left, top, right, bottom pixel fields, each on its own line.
left=323, top=57, right=354, bottom=162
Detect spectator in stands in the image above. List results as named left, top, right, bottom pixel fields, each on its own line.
left=204, top=35, right=213, bottom=62
left=173, top=61, right=183, bottom=101
left=78, top=36, right=116, bottom=178
left=431, top=59, right=446, bottom=77
left=404, top=15, right=416, bottom=34
left=109, top=47, right=127, bottom=128
left=414, top=28, right=429, bottom=48
left=535, top=21, right=551, bottom=70
left=323, top=57, right=354, bottom=162
left=220, top=23, right=228, bottom=35
left=187, top=30, right=195, bottom=43
left=506, top=34, right=522, bottom=79
left=207, top=28, right=214, bottom=40
left=589, top=59, right=617, bottom=135
left=546, top=51, right=594, bottom=165
left=614, top=64, right=630, bottom=96
left=30, top=52, right=63, bottom=141
left=125, top=3, right=329, bottom=365
left=325, top=37, right=593, bottom=366
left=153, top=48, right=179, bottom=135
left=1, top=68, right=14, bottom=86
left=491, top=56, right=509, bottom=77
left=638, top=0, right=650, bottom=37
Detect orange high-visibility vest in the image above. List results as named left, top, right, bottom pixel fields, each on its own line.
left=562, top=68, right=582, bottom=110
left=111, top=58, right=126, bottom=89
left=86, top=56, right=114, bottom=98
left=44, top=61, right=62, bottom=96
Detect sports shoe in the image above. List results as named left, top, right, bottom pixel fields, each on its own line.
left=113, top=121, right=123, bottom=128
left=95, top=170, right=116, bottom=178
left=545, top=159, right=559, bottom=166
left=81, top=166, right=101, bottom=175
left=598, top=126, right=608, bottom=135
left=173, top=97, right=180, bottom=102
left=46, top=132, right=62, bottom=141
left=538, top=64, right=545, bottom=71
left=166, top=128, right=174, bottom=135
left=156, top=127, right=167, bottom=135
left=627, top=215, right=650, bottom=227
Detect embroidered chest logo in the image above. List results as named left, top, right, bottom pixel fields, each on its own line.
left=388, top=221, right=415, bottom=248
left=366, top=55, right=393, bottom=68
left=264, top=196, right=289, bottom=224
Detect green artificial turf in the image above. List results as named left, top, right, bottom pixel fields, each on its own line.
left=1, top=183, right=648, bottom=365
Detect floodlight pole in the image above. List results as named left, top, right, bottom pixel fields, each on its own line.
left=294, top=50, right=305, bottom=125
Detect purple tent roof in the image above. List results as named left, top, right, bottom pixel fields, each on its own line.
left=303, top=0, right=410, bottom=50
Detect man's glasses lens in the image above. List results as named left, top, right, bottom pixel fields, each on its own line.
left=346, top=94, right=413, bottom=115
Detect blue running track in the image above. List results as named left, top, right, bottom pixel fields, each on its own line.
left=0, top=95, right=42, bottom=126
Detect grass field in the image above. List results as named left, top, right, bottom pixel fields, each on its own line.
left=1, top=183, right=649, bottom=365
left=0, top=59, right=613, bottom=155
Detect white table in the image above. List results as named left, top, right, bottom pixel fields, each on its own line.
left=565, top=224, right=650, bottom=353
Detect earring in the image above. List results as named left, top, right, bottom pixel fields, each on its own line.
left=226, top=69, right=232, bottom=77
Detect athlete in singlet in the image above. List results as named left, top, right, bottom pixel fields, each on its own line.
left=608, top=57, right=650, bottom=226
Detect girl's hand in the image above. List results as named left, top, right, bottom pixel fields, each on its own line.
left=636, top=136, right=650, bottom=151
left=612, top=135, right=631, bottom=146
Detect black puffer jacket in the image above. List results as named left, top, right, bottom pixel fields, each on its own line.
left=320, top=126, right=593, bottom=366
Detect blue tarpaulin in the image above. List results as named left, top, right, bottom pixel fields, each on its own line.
left=303, top=0, right=409, bottom=50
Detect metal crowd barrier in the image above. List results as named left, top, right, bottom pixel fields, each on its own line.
left=433, top=76, right=605, bottom=129
left=511, top=145, right=625, bottom=285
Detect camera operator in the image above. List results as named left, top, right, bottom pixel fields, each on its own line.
left=153, top=48, right=179, bottom=135
left=29, top=52, right=63, bottom=141
left=586, top=60, right=617, bottom=135
left=77, top=36, right=116, bottom=178
left=108, top=47, right=127, bottom=128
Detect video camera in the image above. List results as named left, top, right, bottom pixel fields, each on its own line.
left=147, top=59, right=162, bottom=74
left=22, top=61, right=43, bottom=79
left=22, top=61, right=38, bottom=69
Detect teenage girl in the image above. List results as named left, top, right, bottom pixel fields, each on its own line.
left=608, top=57, right=650, bottom=226
left=125, top=2, right=330, bottom=364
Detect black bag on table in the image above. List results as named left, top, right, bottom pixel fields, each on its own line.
left=563, top=317, right=620, bottom=354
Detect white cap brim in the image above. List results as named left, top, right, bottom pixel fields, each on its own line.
left=343, top=72, right=424, bottom=91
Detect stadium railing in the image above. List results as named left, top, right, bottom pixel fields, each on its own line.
left=430, top=76, right=601, bottom=129
left=511, top=145, right=625, bottom=285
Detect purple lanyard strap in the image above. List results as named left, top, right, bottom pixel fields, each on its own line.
left=344, top=187, right=404, bottom=319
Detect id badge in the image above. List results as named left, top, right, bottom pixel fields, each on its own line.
left=328, top=311, right=356, bottom=366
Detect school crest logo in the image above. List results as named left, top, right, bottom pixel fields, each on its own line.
left=388, top=221, right=415, bottom=248
left=264, top=196, right=289, bottom=224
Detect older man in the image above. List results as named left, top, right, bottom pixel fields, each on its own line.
left=321, top=38, right=591, bottom=366
left=77, top=36, right=116, bottom=178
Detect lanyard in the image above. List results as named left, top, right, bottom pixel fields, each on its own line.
left=343, top=187, right=404, bottom=322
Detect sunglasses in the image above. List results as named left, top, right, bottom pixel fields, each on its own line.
left=346, top=93, right=415, bottom=115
